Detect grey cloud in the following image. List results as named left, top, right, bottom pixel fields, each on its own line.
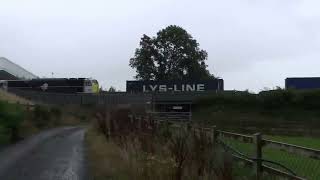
left=0, top=0, right=320, bottom=91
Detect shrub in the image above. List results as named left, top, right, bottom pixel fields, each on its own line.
left=50, top=107, right=62, bottom=125
left=0, top=101, right=24, bottom=142
left=259, top=90, right=294, bottom=109
left=32, top=105, right=51, bottom=128
left=90, top=107, right=236, bottom=180
left=167, top=126, right=191, bottom=180
left=195, top=91, right=259, bottom=110
left=297, top=90, right=320, bottom=110
left=196, top=89, right=320, bottom=111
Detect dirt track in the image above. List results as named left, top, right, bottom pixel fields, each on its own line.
left=0, top=127, right=89, bottom=180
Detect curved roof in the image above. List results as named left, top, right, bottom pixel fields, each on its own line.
left=0, top=57, right=38, bottom=80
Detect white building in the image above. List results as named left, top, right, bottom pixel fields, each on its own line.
left=0, top=57, right=38, bottom=80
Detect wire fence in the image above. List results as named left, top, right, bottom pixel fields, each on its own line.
left=262, top=139, right=320, bottom=180
left=148, top=119, right=320, bottom=180
left=149, top=112, right=192, bottom=122
left=214, top=128, right=320, bottom=180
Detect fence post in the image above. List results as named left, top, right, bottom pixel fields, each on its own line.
left=106, top=110, right=111, bottom=139
left=212, top=126, right=218, bottom=145
left=253, top=133, right=263, bottom=180
left=137, top=116, right=142, bottom=130
left=128, top=114, right=133, bottom=123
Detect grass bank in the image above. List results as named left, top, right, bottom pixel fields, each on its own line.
left=221, top=135, right=320, bottom=180
left=0, top=89, right=33, bottom=105
left=266, top=135, right=320, bottom=149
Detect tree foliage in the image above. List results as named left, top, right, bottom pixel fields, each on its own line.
left=130, top=25, right=214, bottom=81
left=108, top=86, right=116, bottom=92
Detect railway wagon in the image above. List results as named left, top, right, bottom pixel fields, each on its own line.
left=286, top=77, right=320, bottom=90
left=0, top=78, right=99, bottom=94
left=126, top=79, right=224, bottom=93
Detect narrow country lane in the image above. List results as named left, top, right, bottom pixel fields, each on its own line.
left=0, top=127, right=89, bottom=180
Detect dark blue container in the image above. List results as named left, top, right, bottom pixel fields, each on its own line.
left=285, top=77, right=320, bottom=90
left=126, top=79, right=224, bottom=93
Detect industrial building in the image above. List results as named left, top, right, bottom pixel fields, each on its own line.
left=0, top=57, right=37, bottom=80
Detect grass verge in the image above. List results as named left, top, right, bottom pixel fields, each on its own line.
left=221, top=135, right=320, bottom=180
left=85, top=107, right=265, bottom=180
left=85, top=126, right=177, bottom=180
left=265, top=136, right=320, bottom=149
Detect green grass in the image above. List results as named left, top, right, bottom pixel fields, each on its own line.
left=265, top=136, right=320, bottom=149
left=221, top=136, right=320, bottom=180
left=262, top=147, right=320, bottom=180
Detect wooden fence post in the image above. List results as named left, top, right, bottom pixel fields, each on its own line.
left=106, top=110, right=111, bottom=139
left=128, top=114, right=133, bottom=123
left=138, top=116, right=142, bottom=130
left=253, top=133, right=263, bottom=180
left=165, top=118, right=169, bottom=130
left=212, top=126, right=218, bottom=145
left=128, top=114, right=134, bottom=131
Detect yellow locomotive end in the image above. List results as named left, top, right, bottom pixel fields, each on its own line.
left=91, top=80, right=100, bottom=93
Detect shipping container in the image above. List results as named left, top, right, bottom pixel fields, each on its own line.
left=285, top=77, right=320, bottom=90
left=126, top=79, right=224, bottom=93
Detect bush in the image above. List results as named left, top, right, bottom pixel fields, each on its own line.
left=297, top=90, right=320, bottom=110
left=0, top=101, right=24, bottom=142
left=50, top=107, right=62, bottom=125
left=32, top=105, right=51, bottom=128
left=195, top=91, right=259, bottom=110
left=196, top=89, right=320, bottom=111
left=259, top=90, right=295, bottom=109
left=31, top=105, right=66, bottom=128
left=90, top=107, right=236, bottom=180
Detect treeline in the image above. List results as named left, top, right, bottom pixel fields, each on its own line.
left=195, top=89, right=320, bottom=111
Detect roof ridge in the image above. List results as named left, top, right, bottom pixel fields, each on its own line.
left=0, top=57, right=38, bottom=79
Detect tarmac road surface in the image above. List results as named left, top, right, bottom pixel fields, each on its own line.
left=0, top=127, right=89, bottom=180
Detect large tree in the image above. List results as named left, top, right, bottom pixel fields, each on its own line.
left=130, top=25, right=214, bottom=81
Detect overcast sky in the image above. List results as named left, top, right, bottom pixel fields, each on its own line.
left=0, top=0, right=319, bottom=92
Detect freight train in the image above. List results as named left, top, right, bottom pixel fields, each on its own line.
left=0, top=78, right=99, bottom=94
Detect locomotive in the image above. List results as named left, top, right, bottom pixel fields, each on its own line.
left=0, top=78, right=99, bottom=94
